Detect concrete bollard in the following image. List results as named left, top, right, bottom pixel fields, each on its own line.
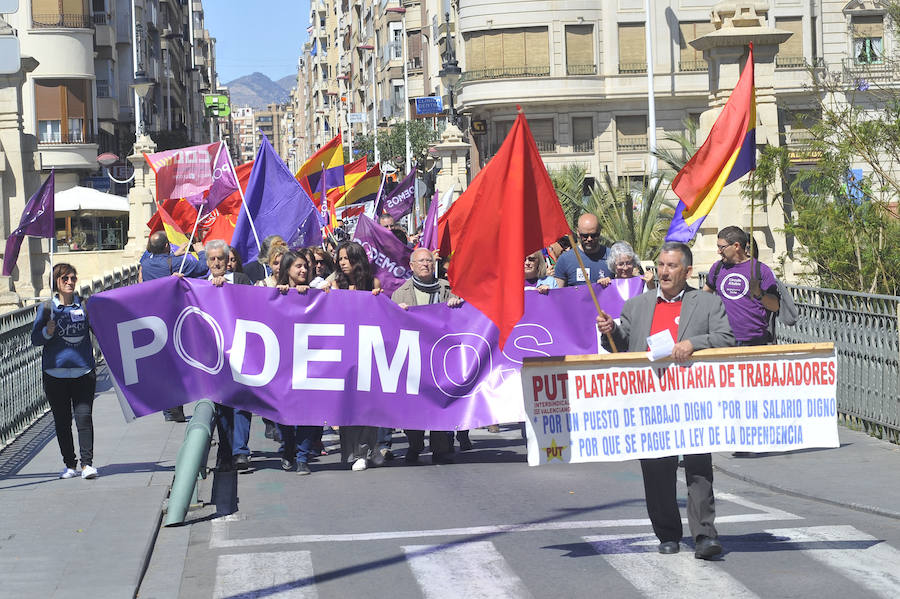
left=164, top=400, right=216, bottom=527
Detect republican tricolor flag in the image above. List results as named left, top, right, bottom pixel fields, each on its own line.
left=295, top=133, right=345, bottom=206
left=666, top=44, right=756, bottom=242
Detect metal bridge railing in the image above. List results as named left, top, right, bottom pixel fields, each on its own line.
left=0, top=264, right=140, bottom=449
left=776, top=284, right=899, bottom=443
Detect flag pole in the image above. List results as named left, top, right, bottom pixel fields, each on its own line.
left=177, top=207, right=204, bottom=274
left=567, top=233, right=618, bottom=353
left=225, top=140, right=262, bottom=254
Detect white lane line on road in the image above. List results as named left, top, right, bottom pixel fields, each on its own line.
left=214, top=551, right=318, bottom=599
left=402, top=541, right=534, bottom=599
left=209, top=492, right=801, bottom=549
left=765, top=525, right=900, bottom=599
left=584, top=534, right=760, bottom=599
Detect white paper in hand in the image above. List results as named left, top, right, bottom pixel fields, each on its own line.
left=646, top=329, right=675, bottom=361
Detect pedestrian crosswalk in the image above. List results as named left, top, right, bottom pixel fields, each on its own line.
left=211, top=524, right=900, bottom=598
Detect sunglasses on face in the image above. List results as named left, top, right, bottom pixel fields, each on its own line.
left=60, top=274, right=77, bottom=282
left=579, top=232, right=599, bottom=240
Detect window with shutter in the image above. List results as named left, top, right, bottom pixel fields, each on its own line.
left=572, top=117, right=594, bottom=152
left=852, top=15, right=884, bottom=64
left=617, top=115, right=648, bottom=151
left=529, top=118, right=555, bottom=152
left=524, top=28, right=549, bottom=71
left=465, top=32, right=485, bottom=72
left=503, top=29, right=526, bottom=70
left=618, top=24, right=646, bottom=73
left=679, top=21, right=713, bottom=71
left=35, top=79, right=91, bottom=144
left=566, top=25, right=595, bottom=75
left=776, top=17, right=805, bottom=68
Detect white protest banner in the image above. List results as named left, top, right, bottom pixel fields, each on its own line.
left=521, top=343, right=839, bottom=466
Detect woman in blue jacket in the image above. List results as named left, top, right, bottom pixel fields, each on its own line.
left=31, top=263, right=97, bottom=480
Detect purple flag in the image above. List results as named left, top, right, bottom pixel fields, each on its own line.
left=352, top=214, right=412, bottom=295
left=3, top=171, right=55, bottom=276
left=382, top=169, right=416, bottom=220
left=419, top=191, right=440, bottom=251
left=186, top=143, right=239, bottom=214
left=86, top=276, right=645, bottom=426
left=231, top=136, right=321, bottom=266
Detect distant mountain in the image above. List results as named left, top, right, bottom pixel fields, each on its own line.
left=276, top=75, right=296, bottom=93
left=224, top=72, right=290, bottom=109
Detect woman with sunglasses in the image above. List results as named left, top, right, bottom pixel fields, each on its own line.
left=309, top=247, right=334, bottom=289
left=31, top=264, right=98, bottom=480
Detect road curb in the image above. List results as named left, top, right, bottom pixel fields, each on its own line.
left=714, top=463, right=900, bottom=521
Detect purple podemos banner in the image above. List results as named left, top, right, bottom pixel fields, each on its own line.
left=88, top=276, right=644, bottom=428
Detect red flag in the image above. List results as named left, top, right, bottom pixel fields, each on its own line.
left=147, top=160, right=253, bottom=244
left=439, top=112, right=570, bottom=347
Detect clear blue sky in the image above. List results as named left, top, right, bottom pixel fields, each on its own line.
left=204, top=0, right=310, bottom=84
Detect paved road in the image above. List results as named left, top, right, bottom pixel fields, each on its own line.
left=139, top=422, right=900, bottom=599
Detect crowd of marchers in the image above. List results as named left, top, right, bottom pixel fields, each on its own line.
left=34, top=209, right=787, bottom=561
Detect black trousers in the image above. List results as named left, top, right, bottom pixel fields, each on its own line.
left=339, top=425, right=378, bottom=464
left=405, top=430, right=452, bottom=455
left=639, top=453, right=717, bottom=543
left=44, top=371, right=96, bottom=469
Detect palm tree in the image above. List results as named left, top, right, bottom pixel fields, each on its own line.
left=549, top=165, right=675, bottom=260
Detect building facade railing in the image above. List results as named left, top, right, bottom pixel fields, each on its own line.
left=31, top=13, right=93, bottom=28
left=460, top=66, right=551, bottom=82
left=567, top=64, right=597, bottom=75
left=843, top=56, right=898, bottom=84
left=679, top=59, right=708, bottom=72
left=0, top=265, right=140, bottom=449
left=618, top=62, right=647, bottom=74
left=617, top=134, right=648, bottom=152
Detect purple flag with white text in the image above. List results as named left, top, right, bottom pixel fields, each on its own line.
left=352, top=214, right=413, bottom=294
left=3, top=170, right=55, bottom=276
left=86, top=276, right=645, bottom=425
left=419, top=191, right=440, bottom=251
left=382, top=169, right=416, bottom=220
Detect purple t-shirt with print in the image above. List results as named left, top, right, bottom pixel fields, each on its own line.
left=709, top=259, right=777, bottom=342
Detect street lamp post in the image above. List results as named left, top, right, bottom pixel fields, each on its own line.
left=438, top=12, right=461, bottom=127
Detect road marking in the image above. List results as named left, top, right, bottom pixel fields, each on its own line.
left=209, top=491, right=800, bottom=548
left=585, top=534, right=760, bottom=599
left=765, top=526, right=900, bottom=599
left=402, top=541, right=534, bottom=599
left=214, top=551, right=318, bottom=599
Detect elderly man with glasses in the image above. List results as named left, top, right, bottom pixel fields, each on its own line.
left=553, top=213, right=612, bottom=287
left=392, top=248, right=464, bottom=464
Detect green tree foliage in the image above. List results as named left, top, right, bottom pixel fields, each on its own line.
left=354, top=121, right=439, bottom=171
left=550, top=165, right=675, bottom=260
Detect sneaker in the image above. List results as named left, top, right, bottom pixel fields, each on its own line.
left=81, top=465, right=98, bottom=479
left=296, top=462, right=311, bottom=475
left=281, top=458, right=294, bottom=471
left=60, top=467, right=77, bottom=479
left=351, top=457, right=368, bottom=471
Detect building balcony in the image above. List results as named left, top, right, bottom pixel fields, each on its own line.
left=31, top=12, right=92, bottom=28
left=567, top=64, right=597, bottom=76
left=38, top=135, right=98, bottom=170
left=97, top=96, right=119, bottom=121
left=460, top=66, right=551, bottom=82
left=92, top=11, right=110, bottom=25
left=408, top=56, right=423, bottom=73
left=617, top=134, right=648, bottom=152
left=573, top=139, right=595, bottom=153
left=679, top=60, right=708, bottom=72
left=842, top=57, right=897, bottom=84
left=618, top=62, right=647, bottom=74
left=96, top=79, right=112, bottom=98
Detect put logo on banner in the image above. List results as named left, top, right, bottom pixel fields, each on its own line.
left=521, top=344, right=839, bottom=466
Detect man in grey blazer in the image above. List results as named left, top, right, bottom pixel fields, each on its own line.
left=393, top=248, right=464, bottom=464
left=596, top=241, right=735, bottom=560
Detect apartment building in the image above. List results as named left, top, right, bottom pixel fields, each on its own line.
left=232, top=105, right=255, bottom=163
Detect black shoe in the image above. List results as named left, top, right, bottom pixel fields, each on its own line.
left=281, top=458, right=294, bottom=471
left=296, top=462, right=311, bottom=475
left=163, top=408, right=186, bottom=423
left=694, top=536, right=723, bottom=560
left=233, top=454, right=251, bottom=471
left=215, top=459, right=233, bottom=472
left=432, top=453, right=454, bottom=465
left=405, top=450, right=420, bottom=465
left=458, top=438, right=473, bottom=451
left=658, top=541, right=680, bottom=554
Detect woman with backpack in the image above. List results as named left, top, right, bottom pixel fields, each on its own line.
left=31, top=263, right=98, bottom=480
